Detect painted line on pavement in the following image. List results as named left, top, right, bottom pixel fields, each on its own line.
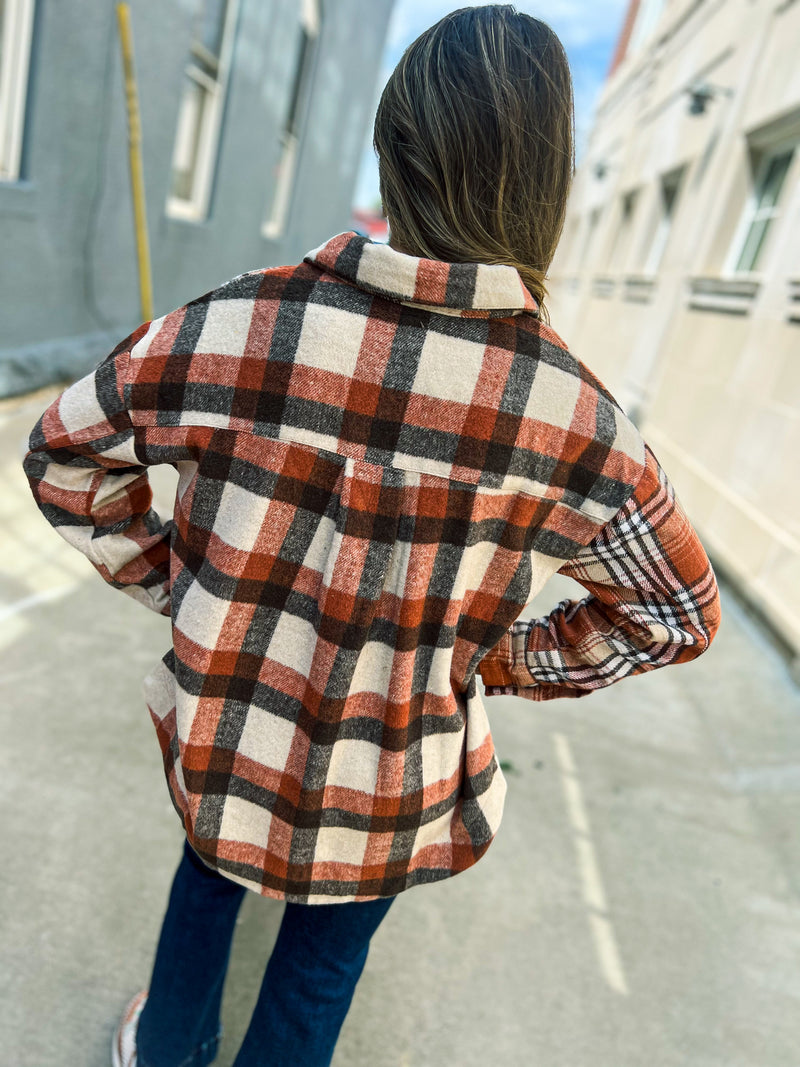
left=553, top=731, right=630, bottom=996
left=0, top=583, right=79, bottom=624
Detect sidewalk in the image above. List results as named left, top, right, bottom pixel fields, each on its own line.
left=2, top=390, right=800, bottom=1067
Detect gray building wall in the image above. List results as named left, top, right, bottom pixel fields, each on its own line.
left=0, top=0, right=394, bottom=396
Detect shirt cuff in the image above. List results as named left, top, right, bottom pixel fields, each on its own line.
left=477, top=632, right=516, bottom=687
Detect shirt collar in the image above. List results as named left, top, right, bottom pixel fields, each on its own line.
left=304, top=232, right=539, bottom=319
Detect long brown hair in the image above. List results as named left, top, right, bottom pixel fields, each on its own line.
left=373, top=5, right=575, bottom=322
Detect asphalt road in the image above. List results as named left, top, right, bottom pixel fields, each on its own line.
left=2, top=388, right=800, bottom=1067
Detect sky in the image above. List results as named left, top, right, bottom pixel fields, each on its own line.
left=353, top=0, right=631, bottom=209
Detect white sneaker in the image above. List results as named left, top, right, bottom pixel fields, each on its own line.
left=112, top=990, right=147, bottom=1067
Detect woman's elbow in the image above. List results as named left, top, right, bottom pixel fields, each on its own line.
left=673, top=579, right=722, bottom=663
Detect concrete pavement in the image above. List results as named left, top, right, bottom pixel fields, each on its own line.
left=2, top=388, right=800, bottom=1067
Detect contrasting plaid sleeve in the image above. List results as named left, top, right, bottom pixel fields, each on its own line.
left=22, top=324, right=173, bottom=615
left=479, top=444, right=721, bottom=700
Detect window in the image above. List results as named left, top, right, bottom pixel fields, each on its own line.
left=730, top=144, right=795, bottom=274
left=557, top=213, right=580, bottom=272
left=628, top=0, right=666, bottom=54
left=580, top=207, right=602, bottom=266
left=609, top=189, right=640, bottom=272
left=0, top=0, right=35, bottom=181
left=166, top=0, right=239, bottom=221
left=263, top=0, right=320, bottom=240
left=644, top=167, right=685, bottom=274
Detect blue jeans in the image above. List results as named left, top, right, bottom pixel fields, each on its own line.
left=136, top=840, right=395, bottom=1067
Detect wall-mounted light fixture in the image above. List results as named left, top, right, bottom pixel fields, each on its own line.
left=685, top=80, right=734, bottom=116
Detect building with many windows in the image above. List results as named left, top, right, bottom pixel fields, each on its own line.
left=548, top=0, right=800, bottom=660
left=0, top=0, right=394, bottom=395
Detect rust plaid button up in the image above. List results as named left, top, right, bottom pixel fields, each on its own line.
left=24, top=233, right=720, bottom=902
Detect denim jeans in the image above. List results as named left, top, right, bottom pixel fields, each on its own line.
left=135, top=839, right=395, bottom=1067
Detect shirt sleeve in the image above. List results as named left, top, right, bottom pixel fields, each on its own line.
left=22, top=324, right=173, bottom=616
left=478, top=444, right=721, bottom=700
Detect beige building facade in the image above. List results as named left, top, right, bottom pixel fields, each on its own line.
left=548, top=0, right=800, bottom=659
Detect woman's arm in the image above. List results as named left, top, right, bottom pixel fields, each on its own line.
left=479, top=444, right=721, bottom=700
left=22, top=325, right=173, bottom=615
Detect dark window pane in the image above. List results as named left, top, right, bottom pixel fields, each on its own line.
left=662, top=170, right=683, bottom=216
left=757, top=149, right=793, bottom=211
left=736, top=216, right=770, bottom=272
left=170, top=77, right=209, bottom=202
left=196, top=0, right=228, bottom=59
left=285, top=28, right=312, bottom=137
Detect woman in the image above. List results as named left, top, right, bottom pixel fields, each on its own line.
left=23, top=6, right=720, bottom=1066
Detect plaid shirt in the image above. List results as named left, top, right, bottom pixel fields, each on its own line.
left=24, top=232, right=720, bottom=902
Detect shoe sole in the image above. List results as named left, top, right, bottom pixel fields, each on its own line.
left=112, top=991, right=147, bottom=1067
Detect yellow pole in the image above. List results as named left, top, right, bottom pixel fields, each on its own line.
left=116, top=3, right=154, bottom=321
